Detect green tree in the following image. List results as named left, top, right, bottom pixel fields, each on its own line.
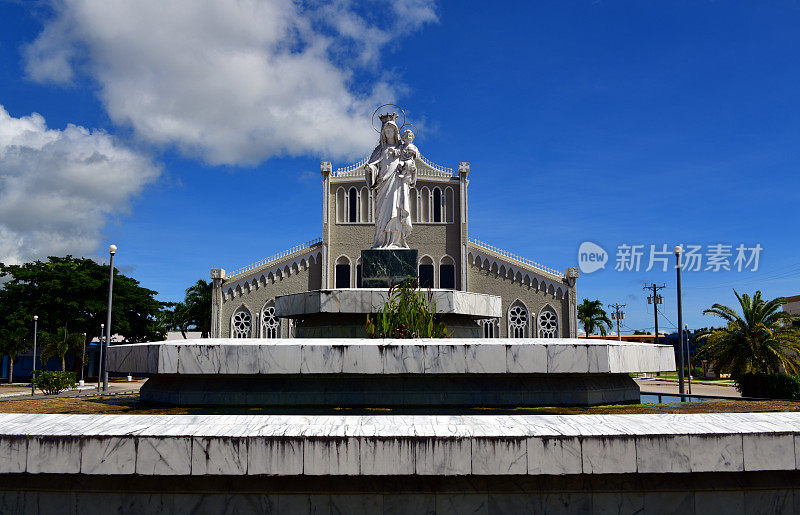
left=577, top=299, right=612, bottom=338
left=0, top=323, right=31, bottom=383
left=39, top=326, right=87, bottom=372
left=698, top=290, right=800, bottom=377
left=0, top=256, right=168, bottom=364
left=161, top=301, right=190, bottom=338
left=167, top=280, right=212, bottom=338
left=184, top=280, right=212, bottom=337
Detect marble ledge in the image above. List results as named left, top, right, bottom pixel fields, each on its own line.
left=108, top=338, right=675, bottom=375
left=275, top=289, right=502, bottom=318
left=0, top=413, right=798, bottom=476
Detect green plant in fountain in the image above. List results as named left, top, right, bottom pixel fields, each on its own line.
left=366, top=278, right=450, bottom=338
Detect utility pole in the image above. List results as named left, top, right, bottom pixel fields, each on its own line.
left=609, top=303, right=626, bottom=341
left=643, top=284, right=665, bottom=344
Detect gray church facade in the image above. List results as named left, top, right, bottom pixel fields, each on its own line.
left=211, top=154, right=579, bottom=340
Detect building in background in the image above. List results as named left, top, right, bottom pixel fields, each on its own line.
left=210, top=153, right=579, bottom=340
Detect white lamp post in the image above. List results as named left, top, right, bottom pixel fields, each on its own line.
left=674, top=245, right=685, bottom=396
left=685, top=323, right=692, bottom=395
left=31, top=315, right=38, bottom=395
left=103, top=244, right=116, bottom=392
left=80, top=333, right=86, bottom=387
left=97, top=323, right=104, bottom=392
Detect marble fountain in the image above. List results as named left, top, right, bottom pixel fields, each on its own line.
left=105, top=287, right=675, bottom=408
left=3, top=292, right=799, bottom=513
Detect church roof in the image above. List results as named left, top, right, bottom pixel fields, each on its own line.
left=331, top=154, right=453, bottom=180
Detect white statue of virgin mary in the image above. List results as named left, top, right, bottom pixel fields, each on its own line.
left=363, top=113, right=417, bottom=249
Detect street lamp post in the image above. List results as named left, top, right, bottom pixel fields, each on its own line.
left=685, top=323, right=692, bottom=395
left=98, top=323, right=104, bottom=392
left=31, top=315, right=38, bottom=395
left=103, top=244, right=117, bottom=392
left=80, top=333, right=86, bottom=386
left=674, top=246, right=685, bottom=395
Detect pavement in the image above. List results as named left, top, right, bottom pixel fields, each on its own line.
left=0, top=380, right=145, bottom=401
left=635, top=377, right=741, bottom=398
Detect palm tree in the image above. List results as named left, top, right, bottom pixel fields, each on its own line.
left=184, top=280, right=212, bottom=337
left=698, top=290, right=800, bottom=377
left=577, top=299, right=612, bottom=338
left=39, top=326, right=86, bottom=372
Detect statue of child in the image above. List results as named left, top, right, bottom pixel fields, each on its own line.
left=397, top=129, right=419, bottom=185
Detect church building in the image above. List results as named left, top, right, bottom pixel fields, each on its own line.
left=210, top=150, right=579, bottom=340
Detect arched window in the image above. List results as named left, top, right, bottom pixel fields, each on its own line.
left=420, top=187, right=430, bottom=222
left=336, top=187, right=346, bottom=223
left=409, top=187, right=418, bottom=223
left=439, top=255, right=456, bottom=289
left=433, top=187, right=442, bottom=223
left=507, top=301, right=529, bottom=338
left=479, top=319, right=497, bottom=338
left=261, top=300, right=281, bottom=338
left=445, top=187, right=455, bottom=223
left=419, top=255, right=434, bottom=288
left=348, top=187, right=358, bottom=223
left=360, top=187, right=370, bottom=223
left=539, top=308, right=559, bottom=338
left=231, top=306, right=252, bottom=338
left=335, top=256, right=351, bottom=288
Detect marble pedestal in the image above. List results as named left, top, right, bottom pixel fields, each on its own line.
left=360, top=248, right=417, bottom=287
left=275, top=289, right=501, bottom=338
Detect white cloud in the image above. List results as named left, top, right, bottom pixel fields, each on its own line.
left=24, top=0, right=437, bottom=166
left=0, top=105, right=160, bottom=264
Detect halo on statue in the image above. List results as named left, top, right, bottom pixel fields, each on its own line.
left=371, top=104, right=406, bottom=133
left=399, top=123, right=419, bottom=139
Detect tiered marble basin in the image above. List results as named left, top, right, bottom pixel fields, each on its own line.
left=108, top=338, right=675, bottom=407
left=275, top=289, right=502, bottom=338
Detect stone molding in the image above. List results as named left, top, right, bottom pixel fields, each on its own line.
left=107, top=338, right=675, bottom=375
left=1, top=413, right=798, bottom=476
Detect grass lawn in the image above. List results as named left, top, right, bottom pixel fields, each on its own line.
left=0, top=394, right=798, bottom=416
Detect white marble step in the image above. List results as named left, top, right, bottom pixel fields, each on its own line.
left=0, top=413, right=797, bottom=476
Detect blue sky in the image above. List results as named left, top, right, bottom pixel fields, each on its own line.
left=1, top=1, right=799, bottom=333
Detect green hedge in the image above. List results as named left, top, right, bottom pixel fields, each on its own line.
left=31, top=371, right=77, bottom=395
left=735, top=373, right=800, bottom=400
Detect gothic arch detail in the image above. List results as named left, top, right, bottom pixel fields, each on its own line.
left=231, top=305, right=252, bottom=338
left=538, top=305, right=558, bottom=338
left=507, top=300, right=529, bottom=338
left=260, top=299, right=281, bottom=339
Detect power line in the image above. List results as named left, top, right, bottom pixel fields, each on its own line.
left=686, top=262, right=800, bottom=290
left=656, top=306, right=679, bottom=331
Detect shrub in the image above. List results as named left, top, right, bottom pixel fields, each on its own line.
left=32, top=371, right=77, bottom=395
left=366, top=278, right=449, bottom=338
left=734, top=373, right=800, bottom=400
